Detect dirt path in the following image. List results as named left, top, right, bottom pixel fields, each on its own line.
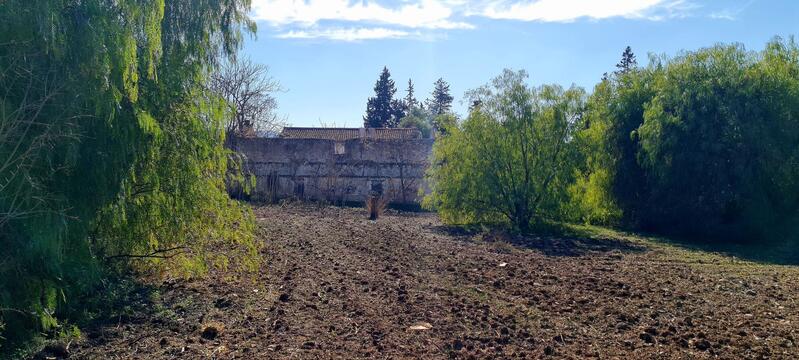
left=71, top=204, right=799, bottom=359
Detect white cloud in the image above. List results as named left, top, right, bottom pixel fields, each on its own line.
left=252, top=0, right=473, bottom=29
left=253, top=0, right=709, bottom=42
left=709, top=11, right=735, bottom=20
left=478, top=0, right=689, bottom=22
left=276, top=27, right=413, bottom=41
left=708, top=0, right=755, bottom=21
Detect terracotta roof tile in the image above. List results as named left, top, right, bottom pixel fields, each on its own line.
left=279, top=127, right=421, bottom=141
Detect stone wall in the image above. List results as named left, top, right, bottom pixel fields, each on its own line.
left=232, top=137, right=434, bottom=204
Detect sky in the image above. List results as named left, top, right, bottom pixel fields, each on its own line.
left=241, top=0, right=799, bottom=127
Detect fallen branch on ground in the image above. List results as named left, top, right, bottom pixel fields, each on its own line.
left=104, top=246, right=188, bottom=261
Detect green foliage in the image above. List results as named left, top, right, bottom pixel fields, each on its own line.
left=425, top=70, right=585, bottom=232
left=581, top=37, right=799, bottom=241
left=615, top=46, right=638, bottom=75
left=571, top=62, right=659, bottom=226
left=404, top=79, right=418, bottom=111
left=399, top=106, right=434, bottom=138
left=566, top=167, right=622, bottom=225
left=364, top=67, right=403, bottom=128
left=433, top=113, right=459, bottom=135
left=0, top=0, right=258, bottom=350
left=93, top=93, right=259, bottom=276
left=397, top=103, right=459, bottom=138
left=426, top=78, right=454, bottom=117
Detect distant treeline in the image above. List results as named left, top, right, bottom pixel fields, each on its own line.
left=425, top=38, right=799, bottom=243
left=362, top=67, right=458, bottom=137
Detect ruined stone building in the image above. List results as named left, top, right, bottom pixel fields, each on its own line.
left=233, top=127, right=434, bottom=205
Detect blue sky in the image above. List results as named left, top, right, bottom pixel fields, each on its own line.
left=241, top=0, right=799, bottom=127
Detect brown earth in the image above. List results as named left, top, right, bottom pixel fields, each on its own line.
left=69, top=204, right=799, bottom=359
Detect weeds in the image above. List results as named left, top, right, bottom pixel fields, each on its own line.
left=366, top=195, right=388, bottom=220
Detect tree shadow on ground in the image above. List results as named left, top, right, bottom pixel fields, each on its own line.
left=430, top=224, right=648, bottom=257
left=506, top=234, right=648, bottom=257
left=641, top=231, right=799, bottom=266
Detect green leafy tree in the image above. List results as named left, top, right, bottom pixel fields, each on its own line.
left=432, top=113, right=459, bottom=136
left=0, top=0, right=258, bottom=348
left=425, top=70, right=585, bottom=232
left=364, top=67, right=402, bottom=128
left=580, top=38, right=799, bottom=241
left=567, top=79, right=623, bottom=225
left=574, top=60, right=658, bottom=226
left=636, top=40, right=799, bottom=239
left=399, top=106, right=434, bottom=138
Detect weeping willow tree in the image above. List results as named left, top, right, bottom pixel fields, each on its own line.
left=0, top=0, right=259, bottom=348
left=579, top=38, right=799, bottom=241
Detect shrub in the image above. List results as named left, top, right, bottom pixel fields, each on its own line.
left=581, top=37, right=799, bottom=241
left=399, top=107, right=434, bottom=138
left=424, top=70, right=585, bottom=232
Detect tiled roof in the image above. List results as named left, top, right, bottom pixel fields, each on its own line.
left=280, top=128, right=360, bottom=141
left=279, top=127, right=422, bottom=141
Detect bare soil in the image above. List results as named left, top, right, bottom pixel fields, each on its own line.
left=69, top=204, right=799, bottom=359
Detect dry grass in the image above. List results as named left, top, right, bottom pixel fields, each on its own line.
left=365, top=195, right=388, bottom=220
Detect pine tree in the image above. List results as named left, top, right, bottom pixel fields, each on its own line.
left=404, top=79, right=417, bottom=110
left=390, top=99, right=406, bottom=127
left=364, top=67, right=400, bottom=128
left=615, top=46, right=637, bottom=75
left=426, top=78, right=454, bottom=116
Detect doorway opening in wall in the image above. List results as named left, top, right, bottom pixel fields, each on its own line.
left=265, top=172, right=279, bottom=203
left=293, top=179, right=305, bottom=199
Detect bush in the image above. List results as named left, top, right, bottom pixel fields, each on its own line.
left=582, top=38, right=799, bottom=241
left=424, top=70, right=585, bottom=232
left=571, top=67, right=658, bottom=226
left=399, top=107, right=434, bottom=138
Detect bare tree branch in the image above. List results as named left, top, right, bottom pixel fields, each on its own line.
left=209, top=56, right=286, bottom=141
left=0, top=52, right=81, bottom=229
left=104, top=246, right=189, bottom=261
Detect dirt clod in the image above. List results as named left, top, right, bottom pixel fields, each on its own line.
left=201, top=322, right=224, bottom=340
left=214, top=297, right=233, bottom=308
left=544, top=345, right=555, bottom=356
left=453, top=339, right=464, bottom=351
left=695, top=339, right=712, bottom=351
